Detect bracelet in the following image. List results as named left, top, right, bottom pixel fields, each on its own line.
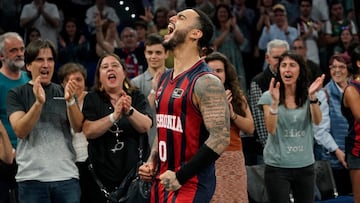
left=150, top=89, right=156, bottom=95
left=66, top=98, right=76, bottom=107
left=231, top=113, right=237, bottom=121
left=109, top=113, right=117, bottom=124
left=269, top=107, right=278, bottom=115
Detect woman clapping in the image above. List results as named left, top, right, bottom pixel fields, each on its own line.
left=82, top=53, right=152, bottom=203
left=258, top=51, right=325, bottom=203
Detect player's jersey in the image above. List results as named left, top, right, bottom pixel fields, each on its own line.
left=342, top=80, right=360, bottom=157
left=152, top=60, right=216, bottom=203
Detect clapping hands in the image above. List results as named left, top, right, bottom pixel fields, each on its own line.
left=269, top=77, right=280, bottom=104
left=308, top=74, right=325, bottom=97
left=112, top=90, right=132, bottom=120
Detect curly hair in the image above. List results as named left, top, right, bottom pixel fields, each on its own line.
left=205, top=52, right=247, bottom=117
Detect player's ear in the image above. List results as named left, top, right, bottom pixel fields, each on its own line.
left=190, top=29, right=202, bottom=40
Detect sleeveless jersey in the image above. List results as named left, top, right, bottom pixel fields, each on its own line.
left=152, top=60, right=216, bottom=203
left=342, top=80, right=360, bottom=157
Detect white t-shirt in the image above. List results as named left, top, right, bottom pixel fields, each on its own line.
left=20, top=1, right=60, bottom=48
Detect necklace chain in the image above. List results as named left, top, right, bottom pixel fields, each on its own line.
left=109, top=122, right=124, bottom=153
left=108, top=122, right=123, bottom=137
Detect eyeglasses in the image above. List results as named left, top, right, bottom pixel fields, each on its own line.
left=329, top=65, right=347, bottom=70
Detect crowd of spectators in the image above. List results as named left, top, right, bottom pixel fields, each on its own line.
left=0, top=0, right=359, bottom=202
left=2, top=0, right=360, bottom=179
left=0, top=0, right=357, bottom=89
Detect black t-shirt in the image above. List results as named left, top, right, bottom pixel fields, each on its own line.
left=82, top=89, right=151, bottom=187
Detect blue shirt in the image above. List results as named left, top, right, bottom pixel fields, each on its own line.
left=0, top=71, right=30, bottom=148
left=258, top=24, right=298, bottom=50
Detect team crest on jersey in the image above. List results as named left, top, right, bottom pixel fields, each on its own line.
left=155, top=86, right=163, bottom=108
left=172, top=88, right=184, bottom=98
left=156, top=86, right=163, bottom=97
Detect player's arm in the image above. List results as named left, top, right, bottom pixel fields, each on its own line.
left=195, top=74, right=230, bottom=154
left=174, top=74, right=230, bottom=185
left=139, top=135, right=158, bottom=181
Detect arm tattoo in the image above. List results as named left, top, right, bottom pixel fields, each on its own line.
left=194, top=74, right=230, bottom=154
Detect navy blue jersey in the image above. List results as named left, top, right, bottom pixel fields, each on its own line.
left=152, top=60, right=216, bottom=203
left=342, top=80, right=360, bottom=157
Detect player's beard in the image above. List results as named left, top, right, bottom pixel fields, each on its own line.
left=5, top=57, right=25, bottom=72
left=163, top=29, right=188, bottom=51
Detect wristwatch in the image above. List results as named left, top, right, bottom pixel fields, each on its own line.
left=125, top=107, right=134, bottom=116
left=309, top=98, right=321, bottom=105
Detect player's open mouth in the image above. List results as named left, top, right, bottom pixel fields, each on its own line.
left=168, top=23, right=175, bottom=34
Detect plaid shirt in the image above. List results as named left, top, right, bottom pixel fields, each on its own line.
left=249, top=67, right=276, bottom=147
left=249, top=82, right=268, bottom=147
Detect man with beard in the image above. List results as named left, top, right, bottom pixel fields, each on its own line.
left=139, top=8, right=230, bottom=202
left=0, top=32, right=30, bottom=203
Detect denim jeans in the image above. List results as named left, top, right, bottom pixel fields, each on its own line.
left=265, top=164, right=315, bottom=203
left=18, top=178, right=80, bottom=203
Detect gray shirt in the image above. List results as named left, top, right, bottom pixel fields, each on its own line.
left=258, top=91, right=315, bottom=168
left=7, top=83, right=78, bottom=182
left=132, top=69, right=159, bottom=146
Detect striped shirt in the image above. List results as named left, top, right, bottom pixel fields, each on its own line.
left=152, top=60, right=216, bottom=203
